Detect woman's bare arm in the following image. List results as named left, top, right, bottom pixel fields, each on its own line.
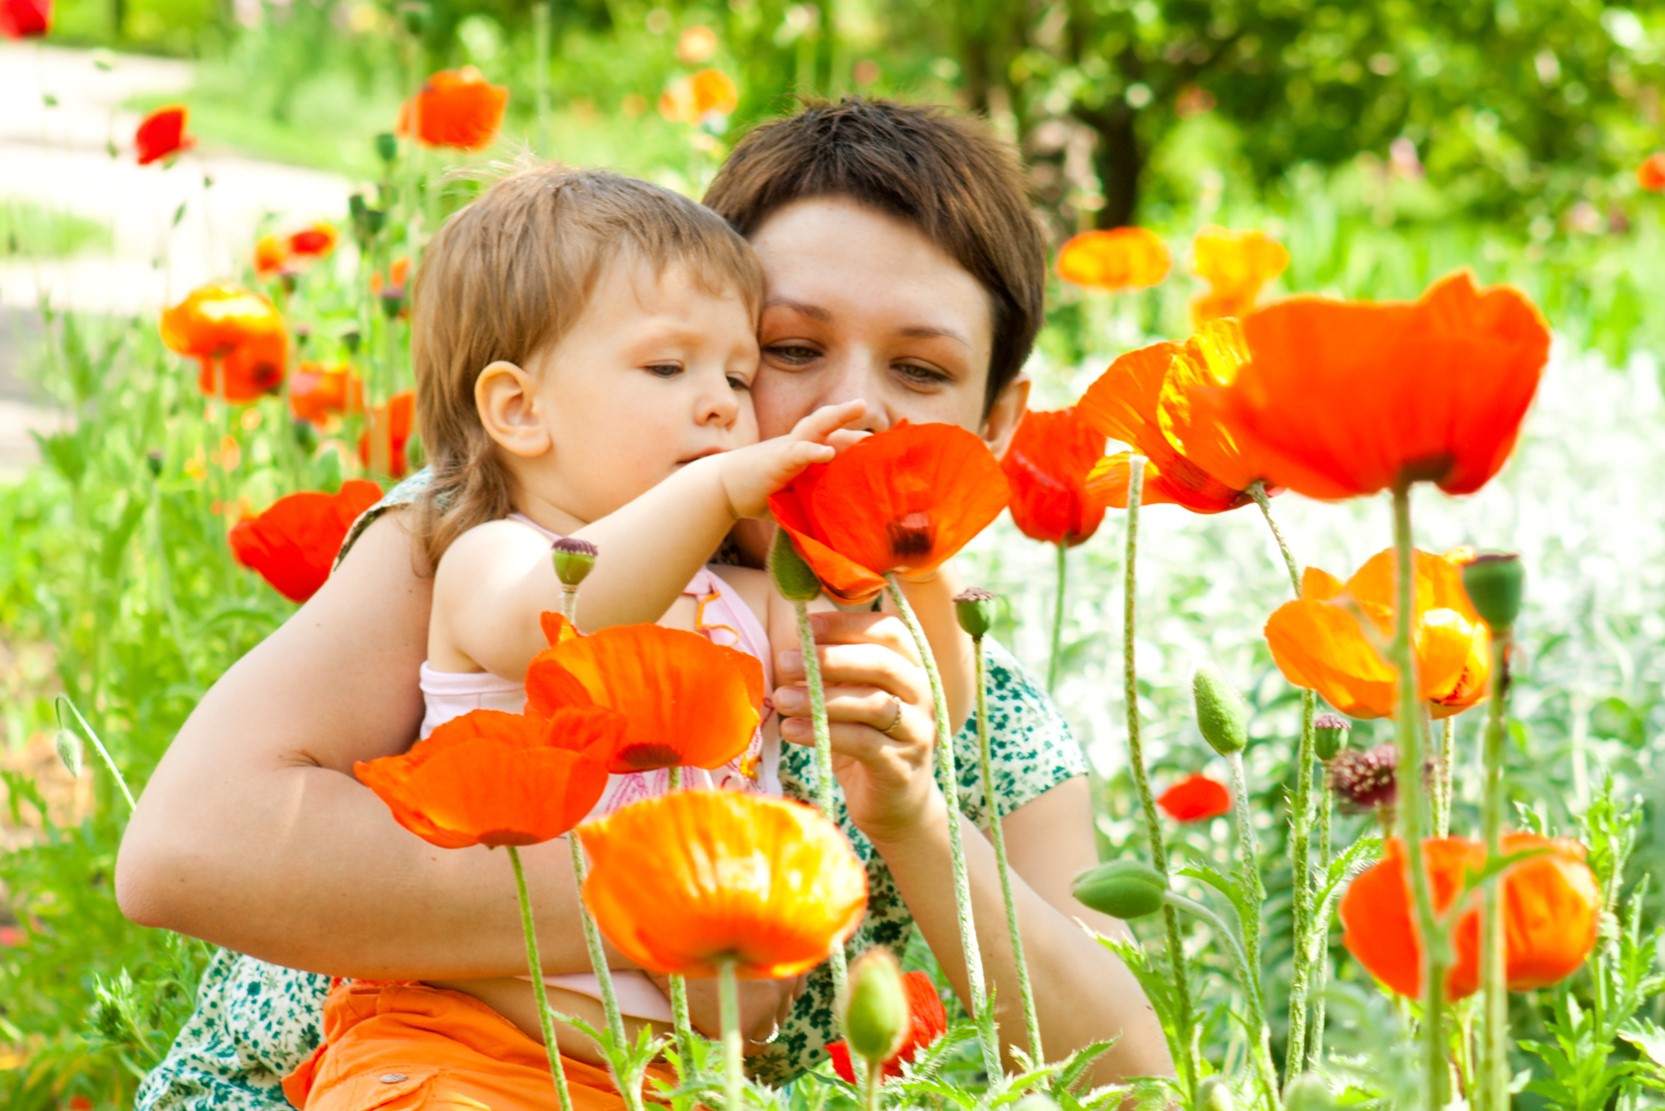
left=115, top=512, right=599, bottom=980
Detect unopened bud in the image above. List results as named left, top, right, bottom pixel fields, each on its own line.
left=1326, top=743, right=1398, bottom=811
left=840, top=948, right=908, bottom=1067
left=1012, top=1097, right=1062, bottom=1111
left=550, top=538, right=598, bottom=586
left=145, top=451, right=163, bottom=478
left=374, top=131, right=399, bottom=164
left=1461, top=552, right=1524, bottom=633
left=1282, top=1074, right=1338, bottom=1111
left=1196, top=1077, right=1235, bottom=1110
left=55, top=729, right=83, bottom=778
left=379, top=290, right=405, bottom=318
left=768, top=529, right=823, bottom=603
left=1072, top=858, right=1167, bottom=919
left=1314, top=712, right=1350, bottom=762
left=953, top=587, right=996, bottom=640
left=1192, top=665, right=1248, bottom=757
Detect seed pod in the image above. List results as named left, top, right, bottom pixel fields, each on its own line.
left=550, top=537, right=598, bottom=587
left=1314, top=712, right=1351, bottom=762
left=1461, top=552, right=1524, bottom=633
left=840, top=948, right=909, bottom=1068
left=768, top=529, right=823, bottom=603
left=1193, top=665, right=1249, bottom=756
left=1072, top=859, right=1168, bottom=919
left=374, top=132, right=399, bottom=164
left=953, top=587, right=996, bottom=640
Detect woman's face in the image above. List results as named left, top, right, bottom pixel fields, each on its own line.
left=747, top=197, right=1028, bottom=453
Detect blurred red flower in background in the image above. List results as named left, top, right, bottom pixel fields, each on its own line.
left=228, top=480, right=383, bottom=602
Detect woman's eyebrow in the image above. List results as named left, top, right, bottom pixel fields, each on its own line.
left=898, top=324, right=972, bottom=351
left=763, top=297, right=832, bottom=322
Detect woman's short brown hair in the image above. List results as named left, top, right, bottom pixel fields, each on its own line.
left=702, top=98, right=1045, bottom=415
left=410, top=162, right=763, bottom=569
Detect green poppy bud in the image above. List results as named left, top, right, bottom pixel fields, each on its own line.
left=374, top=132, right=399, bottom=164
left=1282, top=1073, right=1338, bottom=1111
left=840, top=947, right=908, bottom=1068
left=550, top=537, right=598, bottom=586
left=1197, top=1077, right=1234, bottom=1110
left=55, top=729, right=83, bottom=778
left=953, top=587, right=996, bottom=640
left=1461, top=552, right=1524, bottom=633
left=1072, top=858, right=1168, bottom=919
left=1313, top=712, right=1350, bottom=762
left=768, top=529, right=823, bottom=603
left=1193, top=665, right=1249, bottom=757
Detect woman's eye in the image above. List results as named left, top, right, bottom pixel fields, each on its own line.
left=645, top=363, right=682, bottom=378
left=762, top=344, right=819, bottom=366
left=896, top=363, right=949, bottom=386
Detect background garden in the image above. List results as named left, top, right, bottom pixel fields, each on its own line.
left=2, top=0, right=1664, bottom=1107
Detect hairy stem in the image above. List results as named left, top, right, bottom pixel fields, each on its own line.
left=1047, top=542, right=1067, bottom=693
left=508, top=846, right=575, bottom=1111
left=1480, top=633, right=1513, bottom=1111
left=794, top=599, right=848, bottom=1002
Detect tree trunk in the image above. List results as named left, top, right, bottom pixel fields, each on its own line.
left=1082, top=104, right=1143, bottom=228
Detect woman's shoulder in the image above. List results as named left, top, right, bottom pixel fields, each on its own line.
left=334, top=469, right=434, bottom=569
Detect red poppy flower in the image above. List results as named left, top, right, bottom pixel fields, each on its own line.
left=135, top=105, right=193, bottom=166
left=1000, top=407, right=1107, bottom=547
left=1265, top=547, right=1490, bottom=721
left=288, top=224, right=337, bottom=258
left=659, top=68, right=739, bottom=125
left=1638, top=154, right=1665, bottom=193
left=227, top=480, right=382, bottom=602
left=525, top=619, right=764, bottom=774
left=253, top=235, right=289, bottom=277
left=578, top=791, right=868, bottom=979
left=358, top=391, right=416, bottom=477
left=1, top=0, right=51, bottom=38
left=1157, top=773, right=1231, bottom=822
left=357, top=706, right=620, bottom=849
left=1191, top=226, right=1288, bottom=325
left=290, top=362, right=364, bottom=426
left=1056, top=228, right=1171, bottom=291
left=196, top=331, right=288, bottom=402
left=827, top=969, right=948, bottom=1082
left=398, top=67, right=508, bottom=151
left=768, top=422, right=1010, bottom=605
left=161, top=283, right=288, bottom=401
left=1079, top=319, right=1267, bottom=514
left=1339, top=833, right=1600, bottom=1001
left=1206, top=272, right=1551, bottom=500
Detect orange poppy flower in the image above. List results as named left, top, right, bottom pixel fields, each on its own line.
left=288, top=223, right=338, bottom=258
left=1208, top=271, right=1551, bottom=499
left=368, top=256, right=411, bottom=299
left=1191, top=226, right=1289, bottom=325
left=228, top=479, right=383, bottom=603
left=659, top=68, right=739, bottom=125
left=1079, top=318, right=1266, bottom=514
left=254, top=235, right=289, bottom=276
left=1339, top=833, right=1599, bottom=1001
left=197, top=331, right=288, bottom=402
left=135, top=105, right=193, bottom=166
left=398, top=67, right=508, bottom=151
left=1265, top=547, right=1489, bottom=721
left=577, top=790, right=868, bottom=978
left=357, top=706, right=621, bottom=849
left=1000, top=407, right=1107, bottom=547
left=676, top=25, right=719, bottom=64
left=827, top=969, right=948, bottom=1082
left=767, top=422, right=1010, bottom=605
left=0, top=0, right=51, bottom=37
left=1056, top=228, right=1171, bottom=291
left=358, top=391, right=416, bottom=477
left=524, top=619, right=764, bottom=774
left=290, top=362, right=365, bottom=426
left=162, top=283, right=289, bottom=402
left=1157, top=773, right=1231, bottom=822
left=1637, top=154, right=1665, bottom=193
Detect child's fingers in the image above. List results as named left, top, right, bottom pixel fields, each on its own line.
left=790, top=399, right=867, bottom=440
left=827, top=429, right=869, bottom=451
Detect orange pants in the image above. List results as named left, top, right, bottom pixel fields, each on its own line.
left=284, top=980, right=672, bottom=1111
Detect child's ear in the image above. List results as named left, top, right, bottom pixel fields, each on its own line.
left=476, top=360, right=551, bottom=458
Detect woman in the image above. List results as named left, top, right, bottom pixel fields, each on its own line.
left=118, top=99, right=1172, bottom=1107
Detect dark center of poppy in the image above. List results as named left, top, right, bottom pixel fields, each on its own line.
left=886, top=512, right=934, bottom=560
left=613, top=742, right=683, bottom=771
left=255, top=362, right=282, bottom=392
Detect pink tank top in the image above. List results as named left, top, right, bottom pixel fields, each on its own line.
left=418, top=515, right=779, bottom=1022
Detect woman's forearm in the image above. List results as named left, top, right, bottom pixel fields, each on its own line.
left=868, top=788, right=1173, bottom=1085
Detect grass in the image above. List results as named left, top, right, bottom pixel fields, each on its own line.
left=0, top=199, right=113, bottom=259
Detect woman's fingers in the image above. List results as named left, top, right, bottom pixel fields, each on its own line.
left=802, top=609, right=923, bottom=663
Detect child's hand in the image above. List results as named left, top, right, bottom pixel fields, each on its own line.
left=717, top=399, right=868, bottom=520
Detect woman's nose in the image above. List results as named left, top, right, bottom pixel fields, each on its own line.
left=817, top=355, right=892, bottom=432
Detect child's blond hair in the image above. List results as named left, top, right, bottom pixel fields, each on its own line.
left=410, top=162, right=765, bottom=569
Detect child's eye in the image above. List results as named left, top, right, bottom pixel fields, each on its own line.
left=727, top=374, right=752, bottom=391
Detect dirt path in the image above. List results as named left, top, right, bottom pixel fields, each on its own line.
left=0, top=42, right=353, bottom=480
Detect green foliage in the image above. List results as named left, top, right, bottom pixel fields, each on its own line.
left=0, top=200, right=113, bottom=259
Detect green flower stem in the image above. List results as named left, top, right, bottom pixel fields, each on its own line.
left=1120, top=456, right=1198, bottom=1100
left=972, top=632, right=1044, bottom=1062
left=1436, top=716, right=1455, bottom=838
left=1225, top=751, right=1267, bottom=980
left=567, top=838, right=638, bottom=1101
left=1306, top=782, right=1334, bottom=1072
left=1390, top=483, right=1448, bottom=1110
left=1047, top=542, right=1067, bottom=693
left=792, top=599, right=848, bottom=1003
left=662, top=765, right=696, bottom=1069
left=533, top=0, right=553, bottom=154
left=1163, top=893, right=1279, bottom=1110
left=720, top=958, right=743, bottom=1110
left=506, top=846, right=575, bottom=1111
left=884, top=576, right=1002, bottom=1079
left=1250, top=481, right=1321, bottom=1077
left=1480, top=632, right=1513, bottom=1111
left=559, top=583, right=578, bottom=625
left=54, top=696, right=135, bottom=812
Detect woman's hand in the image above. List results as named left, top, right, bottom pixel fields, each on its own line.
left=772, top=609, right=944, bottom=845
left=650, top=971, right=808, bottom=1047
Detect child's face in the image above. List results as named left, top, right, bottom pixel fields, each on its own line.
left=526, top=256, right=760, bottom=524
